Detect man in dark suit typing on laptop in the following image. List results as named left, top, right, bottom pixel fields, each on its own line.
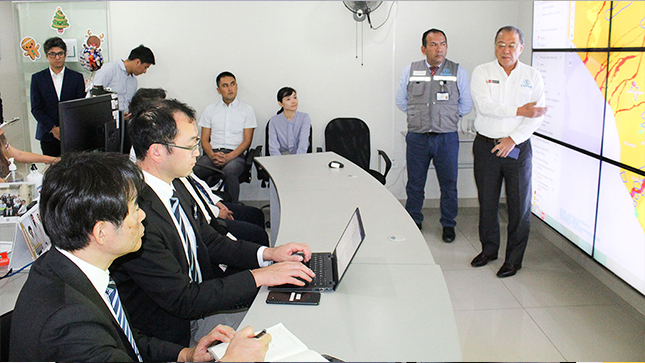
left=10, top=152, right=270, bottom=362
left=110, top=98, right=314, bottom=347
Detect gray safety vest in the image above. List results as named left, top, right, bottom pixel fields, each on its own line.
left=406, top=59, right=461, bottom=133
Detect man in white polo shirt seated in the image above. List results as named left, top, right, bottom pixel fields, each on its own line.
left=194, top=71, right=256, bottom=203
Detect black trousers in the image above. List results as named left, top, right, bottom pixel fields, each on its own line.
left=221, top=202, right=268, bottom=247
left=40, top=139, right=61, bottom=157
left=473, top=135, right=533, bottom=266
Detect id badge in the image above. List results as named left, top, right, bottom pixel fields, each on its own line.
left=437, top=92, right=449, bottom=101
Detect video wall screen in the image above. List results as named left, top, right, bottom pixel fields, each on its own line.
left=532, top=1, right=645, bottom=295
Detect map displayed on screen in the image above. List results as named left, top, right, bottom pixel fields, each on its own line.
left=610, top=1, right=645, bottom=47
left=595, top=162, right=645, bottom=294
left=533, top=1, right=609, bottom=49
left=531, top=137, right=599, bottom=255
left=533, top=1, right=645, bottom=295
left=533, top=51, right=605, bottom=154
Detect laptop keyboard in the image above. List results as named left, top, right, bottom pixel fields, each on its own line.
left=304, top=253, right=332, bottom=287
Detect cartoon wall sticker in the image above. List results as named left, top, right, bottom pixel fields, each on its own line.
left=21, top=36, right=41, bottom=61
left=79, top=29, right=105, bottom=72
left=84, top=29, right=104, bottom=49
left=51, top=7, right=70, bottom=34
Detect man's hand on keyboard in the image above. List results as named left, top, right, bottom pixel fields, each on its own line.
left=250, top=261, right=315, bottom=287
left=263, top=242, right=312, bottom=263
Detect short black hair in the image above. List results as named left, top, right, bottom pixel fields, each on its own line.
left=128, top=45, right=155, bottom=65
left=129, top=88, right=167, bottom=116
left=39, top=152, right=144, bottom=252
left=495, top=25, right=524, bottom=45
left=44, top=37, right=67, bottom=54
left=216, top=71, right=236, bottom=88
left=422, top=28, right=447, bottom=47
left=129, top=98, right=196, bottom=161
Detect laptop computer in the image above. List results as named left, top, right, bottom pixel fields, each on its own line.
left=269, top=207, right=366, bottom=292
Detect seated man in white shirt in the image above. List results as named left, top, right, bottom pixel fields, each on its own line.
left=193, top=71, right=256, bottom=203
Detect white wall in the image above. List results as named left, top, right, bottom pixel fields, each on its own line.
left=1, top=1, right=534, bottom=201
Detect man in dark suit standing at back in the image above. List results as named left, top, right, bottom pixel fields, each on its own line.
left=30, top=37, right=86, bottom=157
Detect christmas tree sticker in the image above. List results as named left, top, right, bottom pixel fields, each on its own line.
left=51, top=7, right=70, bottom=34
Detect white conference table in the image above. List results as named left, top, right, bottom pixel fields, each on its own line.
left=241, top=152, right=461, bottom=361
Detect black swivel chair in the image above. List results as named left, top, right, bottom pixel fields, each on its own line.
left=324, top=117, right=392, bottom=185
left=256, top=119, right=313, bottom=188
left=1, top=310, right=12, bottom=361
left=199, top=146, right=263, bottom=202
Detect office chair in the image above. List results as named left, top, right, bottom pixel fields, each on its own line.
left=256, top=119, right=313, bottom=188
left=198, top=146, right=262, bottom=202
left=0, top=310, right=12, bottom=361
left=324, top=118, right=392, bottom=185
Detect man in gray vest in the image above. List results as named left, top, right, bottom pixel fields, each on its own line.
left=396, top=28, right=473, bottom=242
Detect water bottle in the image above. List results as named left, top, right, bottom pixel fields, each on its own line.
left=27, top=164, right=44, bottom=194
left=7, top=158, right=23, bottom=182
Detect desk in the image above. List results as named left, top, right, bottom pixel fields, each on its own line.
left=243, top=152, right=461, bottom=361
left=0, top=271, right=27, bottom=315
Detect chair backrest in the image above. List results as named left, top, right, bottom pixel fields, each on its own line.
left=0, top=310, right=12, bottom=361
left=239, top=146, right=262, bottom=184
left=264, top=118, right=313, bottom=156
left=324, top=118, right=371, bottom=170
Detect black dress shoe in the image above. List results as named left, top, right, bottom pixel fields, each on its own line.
left=442, top=227, right=456, bottom=243
left=470, top=252, right=498, bottom=267
left=496, top=263, right=522, bottom=278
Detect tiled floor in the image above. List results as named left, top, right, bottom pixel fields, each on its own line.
left=421, top=207, right=645, bottom=362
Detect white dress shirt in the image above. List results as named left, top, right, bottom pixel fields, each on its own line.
left=143, top=171, right=203, bottom=282
left=49, top=66, right=65, bottom=100
left=470, top=60, right=546, bottom=144
left=198, top=99, right=257, bottom=150
left=57, top=247, right=119, bottom=323
left=144, top=171, right=268, bottom=268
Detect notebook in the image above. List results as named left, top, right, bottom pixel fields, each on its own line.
left=270, top=207, right=365, bottom=292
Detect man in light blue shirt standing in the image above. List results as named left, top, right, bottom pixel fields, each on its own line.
left=92, top=45, right=155, bottom=114
left=396, top=28, right=473, bottom=242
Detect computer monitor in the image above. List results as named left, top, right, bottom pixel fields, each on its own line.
left=59, top=94, right=121, bottom=153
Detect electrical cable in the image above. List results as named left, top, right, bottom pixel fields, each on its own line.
left=0, top=261, right=33, bottom=280
left=369, top=1, right=396, bottom=30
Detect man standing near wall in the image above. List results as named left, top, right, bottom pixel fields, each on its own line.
left=193, top=72, right=256, bottom=203
left=92, top=45, right=155, bottom=114
left=30, top=37, right=86, bottom=156
left=469, top=26, right=547, bottom=278
left=396, top=28, right=473, bottom=243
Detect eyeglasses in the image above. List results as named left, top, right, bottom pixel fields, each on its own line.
left=495, top=43, right=520, bottom=50
left=47, top=51, right=66, bottom=58
left=157, top=138, right=201, bottom=152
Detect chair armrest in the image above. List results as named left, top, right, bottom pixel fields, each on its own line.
left=377, top=149, right=392, bottom=178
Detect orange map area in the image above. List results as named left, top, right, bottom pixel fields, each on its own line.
left=573, top=1, right=645, bottom=230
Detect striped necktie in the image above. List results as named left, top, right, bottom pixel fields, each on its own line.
left=188, top=176, right=215, bottom=205
left=430, top=66, right=439, bottom=76
left=106, top=278, right=143, bottom=362
left=170, top=192, right=199, bottom=282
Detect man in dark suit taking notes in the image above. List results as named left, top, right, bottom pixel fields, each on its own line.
left=10, top=152, right=270, bottom=362
left=30, top=37, right=86, bottom=156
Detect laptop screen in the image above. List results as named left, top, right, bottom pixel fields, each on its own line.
left=333, top=208, right=365, bottom=283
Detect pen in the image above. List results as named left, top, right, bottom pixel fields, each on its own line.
left=253, top=329, right=267, bottom=339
